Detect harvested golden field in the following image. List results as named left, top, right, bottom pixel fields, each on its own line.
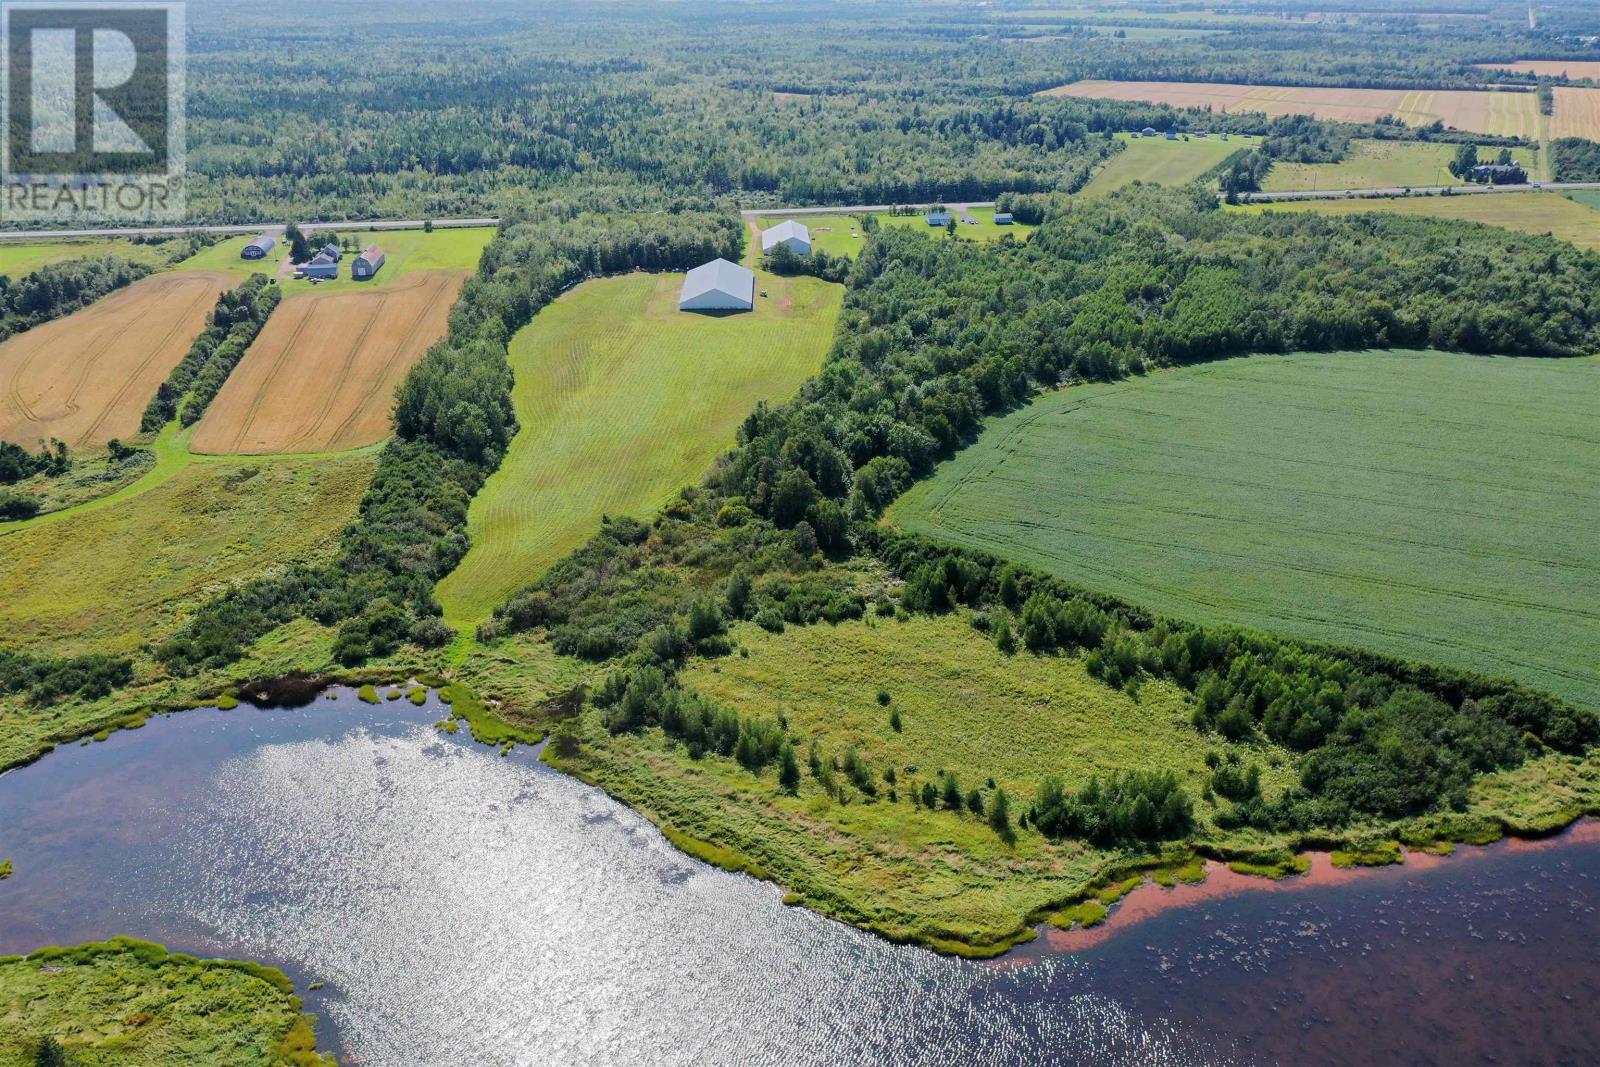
left=1039, top=80, right=1541, bottom=135
left=1551, top=87, right=1600, bottom=140
left=0, top=272, right=229, bottom=449
left=191, top=270, right=465, bottom=455
left=1478, top=60, right=1600, bottom=80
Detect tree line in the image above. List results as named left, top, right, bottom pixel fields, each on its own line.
left=142, top=274, right=281, bottom=431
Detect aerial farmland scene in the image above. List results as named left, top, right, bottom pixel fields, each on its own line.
left=2, top=1, right=1600, bottom=1064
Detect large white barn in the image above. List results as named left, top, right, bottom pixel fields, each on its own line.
left=679, top=258, right=755, bottom=311
left=761, top=219, right=811, bottom=256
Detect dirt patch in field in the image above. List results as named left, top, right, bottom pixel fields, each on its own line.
left=190, top=270, right=465, bottom=455
left=1038, top=80, right=1537, bottom=135
left=0, top=271, right=230, bottom=449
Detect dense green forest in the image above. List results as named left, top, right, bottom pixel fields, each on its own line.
left=148, top=0, right=1600, bottom=223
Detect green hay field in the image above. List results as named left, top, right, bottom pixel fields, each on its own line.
left=1260, top=139, right=1541, bottom=192
left=435, top=269, right=842, bottom=624
left=0, top=938, right=329, bottom=1066
left=0, top=449, right=376, bottom=658
left=891, top=350, right=1600, bottom=710
left=0, top=239, right=168, bottom=278
left=1235, top=191, right=1600, bottom=252
left=552, top=610, right=1293, bottom=952
left=1081, top=132, right=1259, bottom=196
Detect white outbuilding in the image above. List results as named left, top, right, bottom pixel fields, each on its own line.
left=761, top=219, right=812, bottom=256
left=679, top=258, right=755, bottom=312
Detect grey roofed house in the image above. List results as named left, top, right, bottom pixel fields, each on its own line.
left=241, top=232, right=276, bottom=259
left=761, top=219, right=811, bottom=256
left=1140, top=127, right=1159, bottom=137
left=925, top=211, right=952, bottom=226
left=679, top=258, right=755, bottom=311
left=322, top=242, right=342, bottom=260
left=1470, top=162, right=1525, bottom=182
left=299, top=251, right=338, bottom=279
left=993, top=212, right=1014, bottom=225
left=352, top=244, right=386, bottom=280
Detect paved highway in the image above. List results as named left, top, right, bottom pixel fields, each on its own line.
left=0, top=217, right=500, bottom=241
left=1235, top=181, right=1600, bottom=202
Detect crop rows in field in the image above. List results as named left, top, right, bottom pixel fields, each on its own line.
left=892, top=350, right=1600, bottom=709
left=1038, top=80, right=1548, bottom=136
left=0, top=272, right=231, bottom=449
left=191, top=271, right=466, bottom=455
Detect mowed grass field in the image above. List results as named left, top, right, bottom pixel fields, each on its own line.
left=1038, top=80, right=1546, bottom=136
left=878, top=208, right=1036, bottom=242
left=190, top=270, right=467, bottom=455
left=0, top=238, right=167, bottom=278
left=0, top=272, right=232, bottom=449
left=1260, top=139, right=1540, bottom=191
left=1080, top=132, right=1259, bottom=196
left=750, top=215, right=866, bottom=260
left=0, top=449, right=375, bottom=657
left=1235, top=191, right=1600, bottom=252
left=891, top=351, right=1600, bottom=710
left=435, top=269, right=842, bottom=624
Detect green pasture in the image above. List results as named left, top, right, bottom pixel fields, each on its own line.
left=877, top=207, right=1035, bottom=242
left=1234, top=191, right=1600, bottom=252
left=1261, top=139, right=1540, bottom=192
left=892, top=350, right=1600, bottom=710
left=435, top=268, right=842, bottom=624
left=0, top=238, right=168, bottom=278
left=752, top=214, right=867, bottom=260
left=1080, top=132, right=1258, bottom=197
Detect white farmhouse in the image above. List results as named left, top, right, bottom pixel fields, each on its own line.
left=679, top=258, right=755, bottom=312
left=761, top=219, right=812, bottom=256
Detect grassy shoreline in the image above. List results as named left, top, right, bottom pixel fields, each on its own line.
left=0, top=937, right=333, bottom=1065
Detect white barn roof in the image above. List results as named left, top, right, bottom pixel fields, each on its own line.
left=679, top=258, right=755, bottom=311
left=761, top=219, right=811, bottom=253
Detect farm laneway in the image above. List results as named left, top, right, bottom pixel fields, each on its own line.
left=435, top=269, right=842, bottom=624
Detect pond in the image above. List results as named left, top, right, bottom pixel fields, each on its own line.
left=1, top=688, right=1596, bottom=1066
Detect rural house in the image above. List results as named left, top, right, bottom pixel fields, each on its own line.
left=1469, top=162, right=1526, bottom=184
left=352, top=245, right=386, bottom=280
left=761, top=219, right=812, bottom=256
left=299, top=251, right=338, bottom=280
left=924, top=211, right=952, bottom=226
left=241, top=232, right=277, bottom=260
left=679, top=258, right=755, bottom=311
left=321, top=243, right=342, bottom=260
left=993, top=212, right=1014, bottom=225
left=1140, top=126, right=1158, bottom=137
